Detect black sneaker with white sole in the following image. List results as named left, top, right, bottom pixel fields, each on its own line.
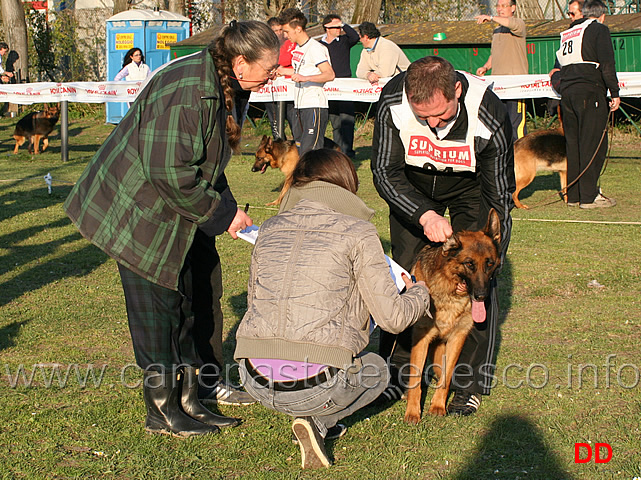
left=292, top=423, right=347, bottom=444
left=446, top=391, right=481, bottom=416
left=199, top=382, right=257, bottom=406
left=372, top=383, right=405, bottom=405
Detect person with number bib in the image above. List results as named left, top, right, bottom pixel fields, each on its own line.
left=557, top=0, right=620, bottom=208
left=371, top=56, right=515, bottom=416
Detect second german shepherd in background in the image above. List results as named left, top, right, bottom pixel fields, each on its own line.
left=513, top=108, right=567, bottom=209
left=404, top=209, right=501, bottom=424
left=13, top=104, right=60, bottom=155
left=252, top=135, right=341, bottom=206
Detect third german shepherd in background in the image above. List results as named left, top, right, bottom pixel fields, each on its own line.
left=13, top=104, right=60, bottom=155
left=404, top=209, right=501, bottom=424
left=252, top=135, right=341, bottom=206
left=512, top=108, right=567, bottom=209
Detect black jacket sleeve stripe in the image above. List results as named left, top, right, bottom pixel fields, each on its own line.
left=372, top=90, right=421, bottom=217
left=478, top=102, right=514, bottom=260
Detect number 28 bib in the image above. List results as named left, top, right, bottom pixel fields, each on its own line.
left=556, top=18, right=600, bottom=68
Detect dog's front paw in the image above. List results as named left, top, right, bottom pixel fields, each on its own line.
left=404, top=409, right=422, bottom=425
left=428, top=404, right=447, bottom=416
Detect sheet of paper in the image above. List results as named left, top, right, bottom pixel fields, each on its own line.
left=385, top=255, right=410, bottom=292
left=236, top=225, right=259, bottom=245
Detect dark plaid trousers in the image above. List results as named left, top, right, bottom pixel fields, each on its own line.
left=118, top=230, right=225, bottom=375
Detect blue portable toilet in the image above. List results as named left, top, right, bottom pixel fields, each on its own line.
left=106, top=9, right=190, bottom=124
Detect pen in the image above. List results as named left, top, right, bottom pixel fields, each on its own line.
left=244, top=203, right=250, bottom=214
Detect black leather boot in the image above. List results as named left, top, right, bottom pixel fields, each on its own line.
left=143, top=370, right=220, bottom=437
left=180, top=367, right=241, bottom=428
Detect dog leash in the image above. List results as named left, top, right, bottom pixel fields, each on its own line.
left=521, top=110, right=613, bottom=210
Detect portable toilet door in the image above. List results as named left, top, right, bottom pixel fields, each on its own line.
left=105, top=9, right=190, bottom=124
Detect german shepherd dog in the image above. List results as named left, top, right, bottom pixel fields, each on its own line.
left=513, top=109, right=567, bottom=209
left=404, top=209, right=501, bottom=423
left=13, top=104, right=60, bottom=155
left=252, top=135, right=341, bottom=206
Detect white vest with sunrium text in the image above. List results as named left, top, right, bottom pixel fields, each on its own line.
left=556, top=18, right=600, bottom=68
left=390, top=72, right=488, bottom=174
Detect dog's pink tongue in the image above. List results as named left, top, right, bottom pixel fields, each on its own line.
left=472, top=300, right=486, bottom=323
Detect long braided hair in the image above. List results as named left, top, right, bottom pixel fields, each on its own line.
left=209, top=20, right=279, bottom=152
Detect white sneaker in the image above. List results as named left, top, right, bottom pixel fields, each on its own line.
left=580, top=193, right=616, bottom=209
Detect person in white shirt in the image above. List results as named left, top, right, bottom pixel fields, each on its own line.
left=114, top=47, right=151, bottom=81
left=277, top=8, right=335, bottom=155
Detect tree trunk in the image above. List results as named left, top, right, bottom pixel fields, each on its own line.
left=351, top=0, right=383, bottom=23
left=113, top=0, right=129, bottom=15
left=167, top=0, right=186, bottom=15
left=1, top=0, right=29, bottom=82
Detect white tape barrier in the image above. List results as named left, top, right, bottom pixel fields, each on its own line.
left=489, top=73, right=641, bottom=99
left=0, top=80, right=143, bottom=104
left=2, top=73, right=641, bottom=105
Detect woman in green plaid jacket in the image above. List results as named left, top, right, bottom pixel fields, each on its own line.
left=64, top=21, right=279, bottom=438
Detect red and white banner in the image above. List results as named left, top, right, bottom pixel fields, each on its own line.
left=250, top=73, right=641, bottom=101
left=0, top=81, right=144, bottom=104
left=249, top=77, right=388, bottom=103
left=2, top=74, right=641, bottom=104
left=480, top=73, right=641, bottom=99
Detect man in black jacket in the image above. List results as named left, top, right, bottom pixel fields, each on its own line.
left=557, top=0, right=620, bottom=208
left=371, top=56, right=515, bottom=415
left=320, top=14, right=359, bottom=158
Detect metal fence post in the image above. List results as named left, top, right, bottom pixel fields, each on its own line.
left=61, top=100, right=69, bottom=162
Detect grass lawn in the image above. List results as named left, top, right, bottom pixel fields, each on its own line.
left=0, top=108, right=640, bottom=479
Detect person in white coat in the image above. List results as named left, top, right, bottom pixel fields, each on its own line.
left=114, top=47, right=151, bottom=81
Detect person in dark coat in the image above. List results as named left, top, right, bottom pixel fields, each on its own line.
left=320, top=14, right=359, bottom=157
left=64, top=21, right=280, bottom=438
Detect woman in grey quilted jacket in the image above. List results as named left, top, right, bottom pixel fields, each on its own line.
left=235, top=149, right=430, bottom=469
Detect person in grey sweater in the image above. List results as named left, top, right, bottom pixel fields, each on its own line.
left=235, top=148, right=430, bottom=469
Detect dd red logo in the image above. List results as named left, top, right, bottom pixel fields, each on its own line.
left=574, top=443, right=612, bottom=463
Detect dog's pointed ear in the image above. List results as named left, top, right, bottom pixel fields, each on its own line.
left=484, top=208, right=501, bottom=246
left=266, top=137, right=273, bottom=147
left=441, top=234, right=461, bottom=256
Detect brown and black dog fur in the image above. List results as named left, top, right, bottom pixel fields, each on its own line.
left=252, top=135, right=341, bottom=206
left=404, top=209, right=501, bottom=423
left=13, top=104, right=60, bottom=155
left=513, top=107, right=567, bottom=209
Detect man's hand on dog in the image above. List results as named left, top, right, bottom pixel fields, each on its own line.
left=227, top=208, right=253, bottom=239
left=419, top=210, right=453, bottom=243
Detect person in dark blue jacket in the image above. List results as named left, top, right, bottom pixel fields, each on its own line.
left=320, top=14, right=359, bottom=158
